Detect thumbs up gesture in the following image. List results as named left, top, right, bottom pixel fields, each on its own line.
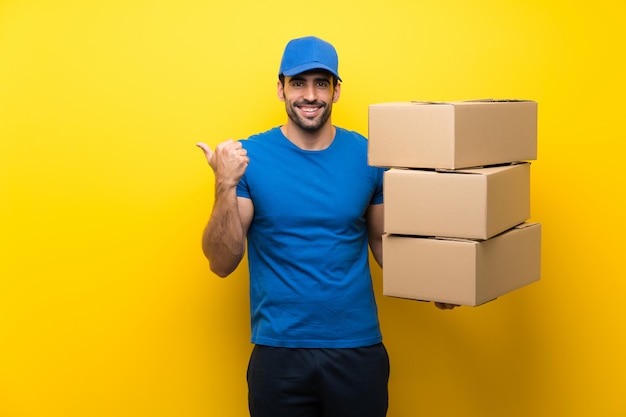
left=196, top=140, right=249, bottom=187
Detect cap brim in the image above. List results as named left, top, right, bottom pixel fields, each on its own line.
left=282, top=63, right=342, bottom=82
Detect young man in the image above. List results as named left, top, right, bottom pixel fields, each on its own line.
left=197, top=36, right=387, bottom=417
left=197, top=36, right=455, bottom=417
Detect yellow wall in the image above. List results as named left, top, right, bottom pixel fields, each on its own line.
left=1, top=0, right=624, bottom=416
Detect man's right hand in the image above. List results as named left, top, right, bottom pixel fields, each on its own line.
left=196, top=140, right=249, bottom=187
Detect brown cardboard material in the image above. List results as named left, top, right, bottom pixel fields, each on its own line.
left=368, top=100, right=537, bottom=169
left=384, top=162, right=530, bottom=240
left=382, top=223, right=541, bottom=306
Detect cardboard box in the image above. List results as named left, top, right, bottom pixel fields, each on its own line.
left=384, top=162, right=530, bottom=240
left=368, top=100, right=537, bottom=169
left=382, top=223, right=541, bottom=306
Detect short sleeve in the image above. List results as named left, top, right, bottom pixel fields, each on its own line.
left=236, top=139, right=251, bottom=199
left=236, top=174, right=250, bottom=199
left=370, top=167, right=386, bottom=205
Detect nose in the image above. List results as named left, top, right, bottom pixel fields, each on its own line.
left=302, top=84, right=316, bottom=102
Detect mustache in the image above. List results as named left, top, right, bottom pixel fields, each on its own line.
left=295, top=100, right=326, bottom=108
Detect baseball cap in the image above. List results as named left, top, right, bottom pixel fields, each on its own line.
left=278, top=36, right=341, bottom=81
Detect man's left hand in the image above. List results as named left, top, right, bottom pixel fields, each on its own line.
left=434, top=302, right=459, bottom=310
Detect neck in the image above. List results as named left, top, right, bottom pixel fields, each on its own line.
left=281, top=120, right=335, bottom=151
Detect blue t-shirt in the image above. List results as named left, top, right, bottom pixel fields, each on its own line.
left=237, top=126, right=385, bottom=348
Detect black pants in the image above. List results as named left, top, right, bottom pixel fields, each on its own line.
left=247, top=343, right=390, bottom=417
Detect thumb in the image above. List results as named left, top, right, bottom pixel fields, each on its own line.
left=196, top=142, right=214, bottom=164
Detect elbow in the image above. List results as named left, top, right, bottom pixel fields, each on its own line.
left=204, top=250, right=242, bottom=278
left=200, top=246, right=230, bottom=278
left=209, top=263, right=234, bottom=278
left=201, top=239, right=244, bottom=278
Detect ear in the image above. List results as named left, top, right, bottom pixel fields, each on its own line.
left=332, top=82, right=341, bottom=103
left=277, top=80, right=285, bottom=102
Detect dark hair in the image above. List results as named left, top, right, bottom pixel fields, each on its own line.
left=279, top=73, right=339, bottom=88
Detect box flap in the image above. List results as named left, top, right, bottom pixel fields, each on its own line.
left=514, top=222, right=540, bottom=230
left=435, top=161, right=529, bottom=175
left=408, top=99, right=535, bottom=106
left=409, top=101, right=453, bottom=105
left=462, top=99, right=535, bottom=103
left=433, top=236, right=481, bottom=243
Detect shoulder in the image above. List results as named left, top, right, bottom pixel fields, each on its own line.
left=337, top=126, right=376, bottom=158
left=333, top=127, right=369, bottom=156
left=335, top=126, right=368, bottom=144
left=240, top=127, right=282, bottom=150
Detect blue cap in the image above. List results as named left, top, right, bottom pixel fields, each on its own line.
left=278, top=36, right=341, bottom=81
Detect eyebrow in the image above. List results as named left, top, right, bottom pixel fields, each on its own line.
left=289, top=75, right=332, bottom=83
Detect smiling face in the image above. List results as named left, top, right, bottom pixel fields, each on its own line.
left=278, top=70, right=341, bottom=133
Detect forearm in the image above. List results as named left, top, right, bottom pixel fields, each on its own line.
left=366, top=204, right=384, bottom=268
left=369, top=237, right=383, bottom=268
left=202, top=185, right=245, bottom=277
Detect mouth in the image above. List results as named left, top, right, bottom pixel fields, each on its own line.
left=296, top=102, right=325, bottom=117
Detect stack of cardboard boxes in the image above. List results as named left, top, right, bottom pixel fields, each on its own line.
left=368, top=100, right=542, bottom=306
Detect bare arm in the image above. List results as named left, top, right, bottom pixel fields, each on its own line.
left=197, top=140, right=252, bottom=277
left=202, top=195, right=253, bottom=277
left=367, top=203, right=384, bottom=268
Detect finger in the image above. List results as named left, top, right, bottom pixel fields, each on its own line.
left=196, top=142, right=214, bottom=162
left=196, top=141, right=211, bottom=153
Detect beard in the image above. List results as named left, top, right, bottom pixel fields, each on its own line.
left=285, top=99, right=333, bottom=132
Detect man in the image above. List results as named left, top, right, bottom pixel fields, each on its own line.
left=197, top=36, right=453, bottom=417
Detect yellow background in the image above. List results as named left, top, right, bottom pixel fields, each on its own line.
left=1, top=0, right=625, bottom=416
